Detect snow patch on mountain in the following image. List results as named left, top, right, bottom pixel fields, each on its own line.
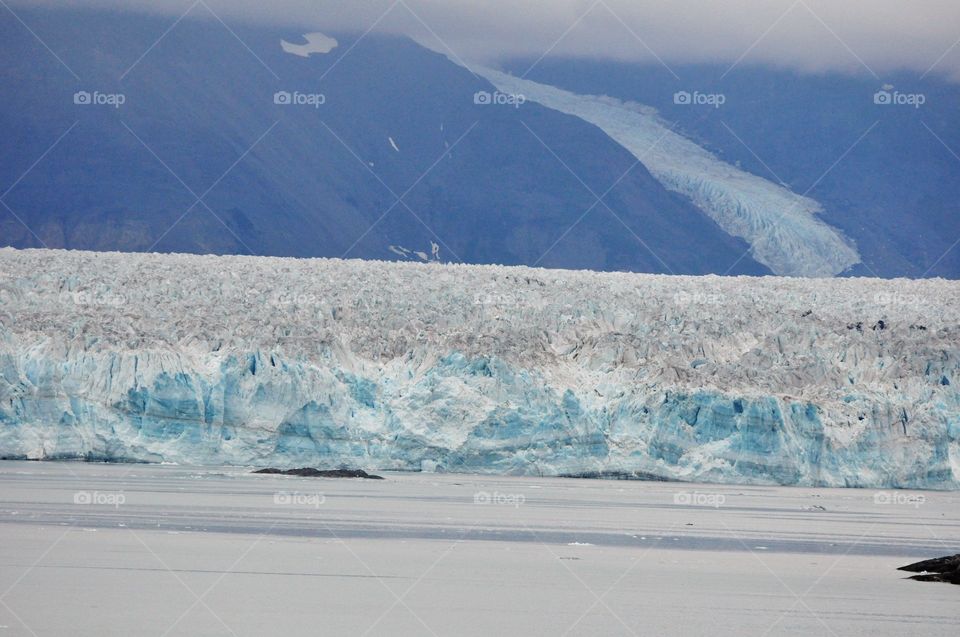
left=281, top=32, right=338, bottom=57
left=475, top=67, right=861, bottom=278
left=0, top=249, right=956, bottom=488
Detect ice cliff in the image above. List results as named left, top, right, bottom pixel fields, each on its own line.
left=0, top=249, right=957, bottom=488
left=476, top=67, right=861, bottom=278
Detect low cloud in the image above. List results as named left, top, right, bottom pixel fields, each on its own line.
left=17, top=0, right=960, bottom=80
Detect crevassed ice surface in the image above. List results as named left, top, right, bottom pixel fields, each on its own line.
left=477, top=67, right=861, bottom=278
left=0, top=249, right=957, bottom=488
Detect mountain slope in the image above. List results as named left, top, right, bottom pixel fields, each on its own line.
left=476, top=66, right=860, bottom=277
left=0, top=7, right=769, bottom=275
left=506, top=59, right=960, bottom=278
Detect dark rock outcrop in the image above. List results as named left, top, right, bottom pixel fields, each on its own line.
left=898, top=554, right=960, bottom=585
left=254, top=468, right=384, bottom=479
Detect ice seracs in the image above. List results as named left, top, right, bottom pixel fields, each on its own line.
left=0, top=249, right=956, bottom=488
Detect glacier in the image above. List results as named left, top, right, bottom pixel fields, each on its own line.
left=0, top=248, right=957, bottom=488
left=474, top=67, right=861, bottom=278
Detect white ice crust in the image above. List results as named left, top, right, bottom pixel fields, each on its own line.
left=0, top=249, right=956, bottom=487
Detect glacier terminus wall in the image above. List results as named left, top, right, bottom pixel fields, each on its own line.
left=0, top=249, right=957, bottom=488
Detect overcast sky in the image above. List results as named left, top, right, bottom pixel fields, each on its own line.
left=18, top=0, right=960, bottom=80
